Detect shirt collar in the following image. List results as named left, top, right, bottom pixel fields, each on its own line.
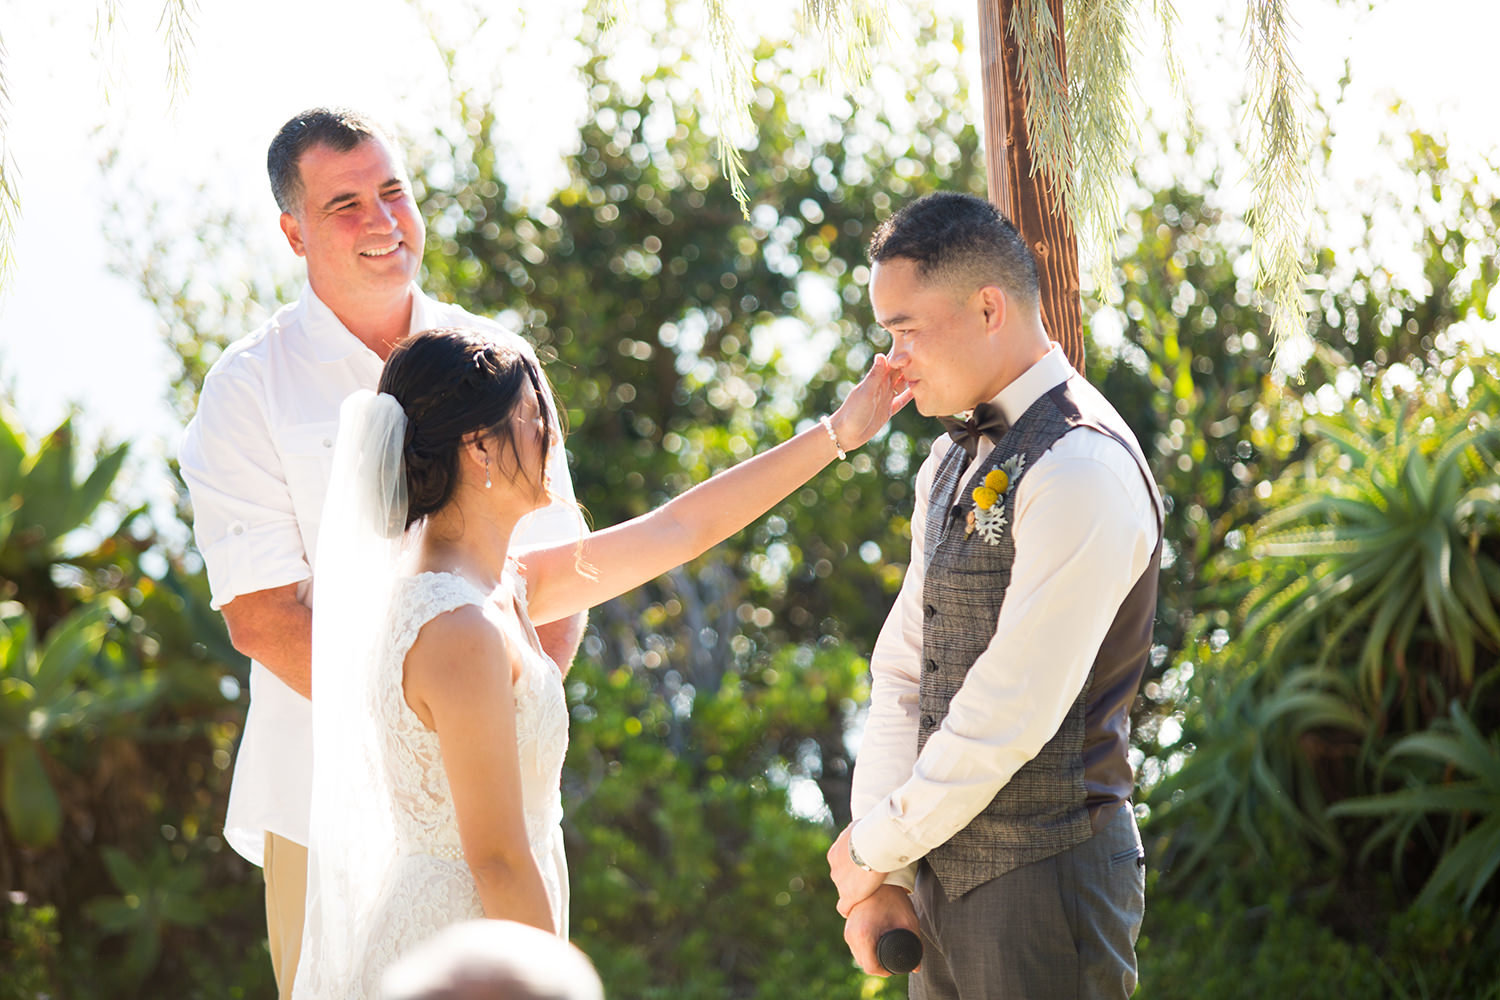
left=300, top=282, right=429, bottom=364
left=989, top=343, right=1072, bottom=425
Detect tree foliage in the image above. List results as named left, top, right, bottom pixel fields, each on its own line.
left=12, top=4, right=1497, bottom=996
left=1121, top=127, right=1500, bottom=996
left=0, top=403, right=268, bottom=998
left=706, top=0, right=1314, bottom=356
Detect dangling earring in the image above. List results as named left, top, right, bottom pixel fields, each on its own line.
left=483, top=454, right=492, bottom=489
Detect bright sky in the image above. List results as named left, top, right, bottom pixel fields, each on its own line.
left=1, top=0, right=1496, bottom=509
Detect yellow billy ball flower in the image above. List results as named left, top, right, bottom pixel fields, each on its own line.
left=972, top=486, right=999, bottom=509
left=984, top=468, right=1009, bottom=493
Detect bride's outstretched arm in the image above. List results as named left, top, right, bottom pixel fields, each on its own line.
left=521, top=355, right=909, bottom=625
left=404, top=605, right=556, bottom=933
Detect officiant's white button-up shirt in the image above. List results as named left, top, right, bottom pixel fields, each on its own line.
left=180, top=284, right=580, bottom=866
left=849, top=345, right=1160, bottom=884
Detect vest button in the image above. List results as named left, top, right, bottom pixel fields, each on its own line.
left=926, top=659, right=939, bottom=672
left=923, top=604, right=937, bottom=619
left=921, top=715, right=934, bottom=727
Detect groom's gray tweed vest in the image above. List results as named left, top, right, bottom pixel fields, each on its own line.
left=919, top=375, right=1163, bottom=900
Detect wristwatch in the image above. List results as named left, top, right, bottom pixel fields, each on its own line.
left=849, top=834, right=875, bottom=872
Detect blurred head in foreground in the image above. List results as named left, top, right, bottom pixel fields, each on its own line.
left=380, top=920, right=604, bottom=1000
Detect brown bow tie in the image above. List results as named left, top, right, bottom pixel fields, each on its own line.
left=939, top=403, right=1009, bottom=460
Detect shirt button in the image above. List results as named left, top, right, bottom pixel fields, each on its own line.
left=230, top=521, right=245, bottom=536
left=322, top=438, right=333, bottom=448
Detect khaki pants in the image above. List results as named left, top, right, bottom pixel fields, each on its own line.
left=264, top=832, right=309, bottom=1000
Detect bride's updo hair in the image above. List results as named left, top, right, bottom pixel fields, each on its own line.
left=379, top=327, right=556, bottom=529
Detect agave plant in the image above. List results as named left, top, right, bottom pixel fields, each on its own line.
left=84, top=844, right=210, bottom=986
left=1234, top=371, right=1500, bottom=723
left=0, top=601, right=165, bottom=848
left=1149, top=362, right=1500, bottom=886
left=1330, top=700, right=1500, bottom=913
left=1147, top=662, right=1367, bottom=879
left=0, top=414, right=128, bottom=568
left=0, top=409, right=165, bottom=849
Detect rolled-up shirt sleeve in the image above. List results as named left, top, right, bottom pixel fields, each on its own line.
left=849, top=434, right=1157, bottom=873
left=179, top=368, right=312, bottom=610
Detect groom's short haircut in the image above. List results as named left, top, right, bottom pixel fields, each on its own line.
left=268, top=107, right=393, bottom=215
left=868, top=192, right=1039, bottom=306
left=380, top=920, right=604, bottom=1000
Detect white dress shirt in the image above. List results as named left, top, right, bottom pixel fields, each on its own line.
left=849, top=345, right=1159, bottom=884
left=179, top=284, right=581, bottom=865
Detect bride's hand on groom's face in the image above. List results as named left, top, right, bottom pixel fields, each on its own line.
left=829, top=354, right=912, bottom=452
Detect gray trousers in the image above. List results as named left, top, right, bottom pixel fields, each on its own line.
left=909, top=803, right=1145, bottom=1000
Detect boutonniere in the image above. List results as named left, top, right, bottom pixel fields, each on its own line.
left=965, top=454, right=1026, bottom=545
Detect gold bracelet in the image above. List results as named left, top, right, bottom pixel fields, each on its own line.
left=820, top=415, right=847, bottom=460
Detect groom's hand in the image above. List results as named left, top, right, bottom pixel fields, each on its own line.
left=843, top=885, right=921, bottom=977
left=828, top=824, right=887, bottom=917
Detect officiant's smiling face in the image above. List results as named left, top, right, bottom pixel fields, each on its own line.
left=280, top=134, right=425, bottom=309
left=870, top=257, right=1005, bottom=418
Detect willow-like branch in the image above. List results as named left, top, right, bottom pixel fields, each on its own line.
left=1066, top=0, right=1134, bottom=288
left=0, top=30, right=18, bottom=295
left=705, top=0, right=754, bottom=217
left=594, top=0, right=886, bottom=219
left=594, top=0, right=627, bottom=30
left=93, top=0, right=125, bottom=100
left=1149, top=0, right=1184, bottom=101
left=1010, top=0, right=1076, bottom=218
left=158, top=0, right=198, bottom=106
left=96, top=0, right=124, bottom=38
left=1244, top=0, right=1312, bottom=359
left=803, top=0, right=889, bottom=88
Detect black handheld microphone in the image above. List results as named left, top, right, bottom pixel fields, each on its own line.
left=876, top=928, right=923, bottom=974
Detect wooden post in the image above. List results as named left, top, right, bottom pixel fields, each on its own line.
left=976, top=0, right=1085, bottom=372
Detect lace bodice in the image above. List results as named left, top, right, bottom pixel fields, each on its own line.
left=378, top=569, right=569, bottom=859
left=295, top=565, right=572, bottom=1000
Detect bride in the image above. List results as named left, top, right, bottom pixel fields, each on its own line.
left=292, top=326, right=907, bottom=997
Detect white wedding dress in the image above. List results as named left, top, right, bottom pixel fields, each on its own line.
left=304, top=567, right=570, bottom=999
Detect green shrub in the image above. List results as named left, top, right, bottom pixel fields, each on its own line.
left=1, top=900, right=61, bottom=1000
left=1139, top=889, right=1387, bottom=999
left=1139, top=884, right=1500, bottom=1000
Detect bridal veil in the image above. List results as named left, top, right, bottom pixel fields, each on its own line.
left=292, top=389, right=412, bottom=1000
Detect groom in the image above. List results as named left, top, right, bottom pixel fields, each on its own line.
left=179, top=108, right=584, bottom=998
left=827, top=193, right=1162, bottom=998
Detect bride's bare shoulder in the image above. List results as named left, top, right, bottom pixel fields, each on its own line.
left=402, top=604, right=520, bottom=728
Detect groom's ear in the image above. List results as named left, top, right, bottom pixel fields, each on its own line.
left=976, top=284, right=1008, bottom=333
